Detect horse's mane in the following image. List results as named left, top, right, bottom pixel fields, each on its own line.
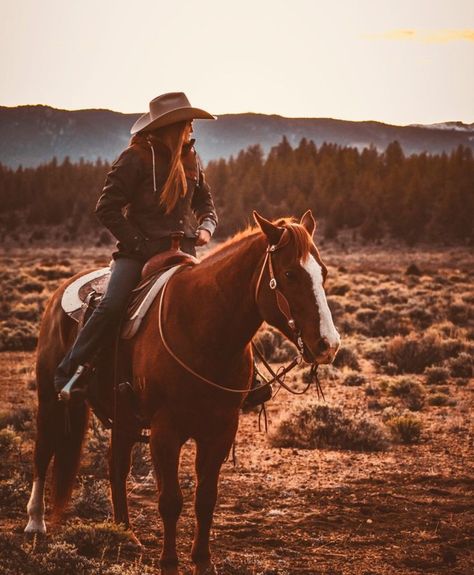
left=203, top=217, right=312, bottom=263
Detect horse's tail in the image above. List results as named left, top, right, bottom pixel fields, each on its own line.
left=50, top=401, right=90, bottom=520
left=33, top=271, right=97, bottom=522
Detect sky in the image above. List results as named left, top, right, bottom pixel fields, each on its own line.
left=1, top=0, right=473, bottom=125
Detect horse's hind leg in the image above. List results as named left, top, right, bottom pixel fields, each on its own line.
left=149, top=417, right=184, bottom=575
left=25, top=398, right=56, bottom=533
left=192, top=424, right=238, bottom=575
left=108, top=430, right=138, bottom=538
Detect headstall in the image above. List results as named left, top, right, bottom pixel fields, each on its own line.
left=254, top=229, right=306, bottom=358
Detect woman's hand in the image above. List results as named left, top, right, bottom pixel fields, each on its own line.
left=195, top=229, right=211, bottom=246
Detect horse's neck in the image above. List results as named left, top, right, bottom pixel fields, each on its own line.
left=192, top=234, right=266, bottom=352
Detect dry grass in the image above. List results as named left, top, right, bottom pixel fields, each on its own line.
left=0, top=243, right=472, bottom=574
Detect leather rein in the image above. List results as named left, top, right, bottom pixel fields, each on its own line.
left=157, top=229, right=320, bottom=396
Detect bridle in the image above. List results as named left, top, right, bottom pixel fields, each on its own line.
left=157, top=228, right=319, bottom=395
left=254, top=228, right=306, bottom=357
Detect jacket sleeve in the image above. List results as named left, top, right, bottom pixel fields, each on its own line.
left=191, top=157, right=218, bottom=236
left=95, top=146, right=146, bottom=252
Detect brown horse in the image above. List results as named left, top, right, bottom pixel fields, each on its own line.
left=25, top=210, right=340, bottom=575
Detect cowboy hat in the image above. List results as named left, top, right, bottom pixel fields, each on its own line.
left=130, top=92, right=216, bottom=134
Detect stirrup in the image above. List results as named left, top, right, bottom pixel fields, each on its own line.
left=58, top=365, right=87, bottom=402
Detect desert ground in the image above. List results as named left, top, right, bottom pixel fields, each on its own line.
left=0, top=241, right=472, bottom=574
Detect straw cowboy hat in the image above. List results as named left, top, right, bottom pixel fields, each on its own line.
left=130, top=92, right=216, bottom=134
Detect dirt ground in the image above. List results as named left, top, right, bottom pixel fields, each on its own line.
left=0, top=243, right=473, bottom=574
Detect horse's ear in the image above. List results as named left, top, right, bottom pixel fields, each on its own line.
left=253, top=211, right=284, bottom=245
left=300, top=209, right=316, bottom=237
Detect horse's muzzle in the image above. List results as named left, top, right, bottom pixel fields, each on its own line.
left=304, top=337, right=340, bottom=365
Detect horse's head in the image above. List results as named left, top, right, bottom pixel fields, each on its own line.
left=254, top=210, right=340, bottom=365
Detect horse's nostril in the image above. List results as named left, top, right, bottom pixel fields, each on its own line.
left=318, top=338, right=330, bottom=354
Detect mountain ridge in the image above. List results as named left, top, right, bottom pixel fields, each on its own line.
left=1, top=104, right=473, bottom=168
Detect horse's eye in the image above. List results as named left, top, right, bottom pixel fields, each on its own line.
left=284, top=270, right=296, bottom=280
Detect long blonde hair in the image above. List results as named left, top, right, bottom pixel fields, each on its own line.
left=152, top=121, right=188, bottom=214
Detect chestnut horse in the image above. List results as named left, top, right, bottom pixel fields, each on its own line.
left=25, top=211, right=340, bottom=575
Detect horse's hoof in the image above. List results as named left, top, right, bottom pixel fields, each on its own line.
left=126, top=530, right=143, bottom=548
left=160, top=567, right=180, bottom=575
left=24, top=519, right=46, bottom=534
left=193, top=563, right=217, bottom=575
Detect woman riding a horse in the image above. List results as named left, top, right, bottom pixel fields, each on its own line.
left=26, top=92, right=341, bottom=575
left=54, top=92, right=218, bottom=394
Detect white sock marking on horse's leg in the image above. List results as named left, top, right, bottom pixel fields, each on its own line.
left=301, top=255, right=340, bottom=348
left=25, top=478, right=47, bottom=534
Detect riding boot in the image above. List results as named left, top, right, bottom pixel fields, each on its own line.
left=242, top=363, right=272, bottom=410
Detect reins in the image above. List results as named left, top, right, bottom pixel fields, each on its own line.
left=157, top=230, right=322, bottom=396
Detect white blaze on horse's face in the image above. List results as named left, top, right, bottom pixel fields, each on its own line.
left=301, top=253, right=341, bottom=362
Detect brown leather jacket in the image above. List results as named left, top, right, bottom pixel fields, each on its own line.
left=95, top=134, right=218, bottom=260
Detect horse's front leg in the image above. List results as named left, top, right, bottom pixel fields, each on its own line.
left=150, top=416, right=184, bottom=575
left=192, top=419, right=238, bottom=575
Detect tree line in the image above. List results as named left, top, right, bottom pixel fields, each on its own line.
left=0, top=139, right=472, bottom=244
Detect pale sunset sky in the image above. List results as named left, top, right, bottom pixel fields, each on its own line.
left=1, top=0, right=473, bottom=125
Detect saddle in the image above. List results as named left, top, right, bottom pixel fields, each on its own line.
left=61, top=248, right=198, bottom=336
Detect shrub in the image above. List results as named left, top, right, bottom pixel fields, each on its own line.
left=254, top=326, right=296, bottom=363
left=435, top=321, right=463, bottom=339
left=356, top=308, right=377, bottom=323
left=388, top=378, right=425, bottom=411
left=447, top=352, right=473, bottom=378
left=343, top=373, right=366, bottom=386
left=85, top=418, right=110, bottom=478
left=131, top=442, right=151, bottom=477
left=62, top=521, right=135, bottom=558
left=428, top=394, right=451, bottom=407
left=424, top=366, right=450, bottom=385
left=333, top=346, right=360, bottom=370
left=448, top=302, right=471, bottom=326
left=12, top=303, right=41, bottom=322
left=0, top=320, right=38, bottom=351
left=34, top=542, right=96, bottom=575
left=0, top=533, right=33, bottom=575
left=405, top=264, right=422, bottom=276
left=0, top=406, right=34, bottom=431
left=326, top=297, right=344, bottom=321
left=386, top=415, right=423, bottom=444
left=270, top=403, right=389, bottom=452
left=18, top=279, right=44, bottom=293
left=408, top=307, right=434, bottom=330
left=385, top=332, right=449, bottom=374
left=0, top=426, right=21, bottom=455
left=329, top=282, right=351, bottom=296
left=364, top=384, right=378, bottom=396
left=33, top=265, right=71, bottom=281
left=0, top=471, right=30, bottom=513
left=74, top=478, right=110, bottom=519
left=366, top=309, right=411, bottom=337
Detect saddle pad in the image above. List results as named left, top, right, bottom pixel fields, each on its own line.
left=121, top=264, right=185, bottom=339
left=61, top=267, right=110, bottom=318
